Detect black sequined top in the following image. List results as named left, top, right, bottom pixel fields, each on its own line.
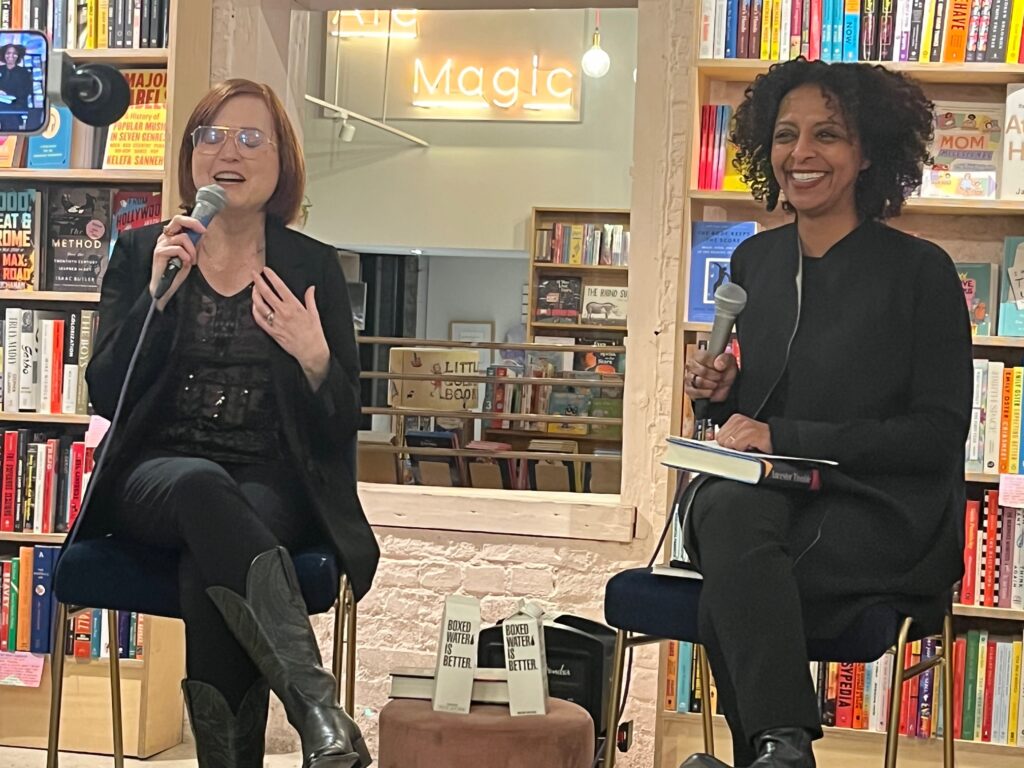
left=148, top=269, right=283, bottom=463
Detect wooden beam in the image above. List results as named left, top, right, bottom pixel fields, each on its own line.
left=360, top=483, right=637, bottom=542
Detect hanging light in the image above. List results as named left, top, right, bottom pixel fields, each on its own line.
left=581, top=9, right=611, bottom=79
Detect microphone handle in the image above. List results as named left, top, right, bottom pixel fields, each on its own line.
left=692, top=313, right=737, bottom=436
left=152, top=211, right=217, bottom=300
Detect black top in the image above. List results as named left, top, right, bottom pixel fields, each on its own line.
left=0, top=65, right=33, bottom=109
left=707, top=219, right=973, bottom=633
left=148, top=269, right=283, bottom=464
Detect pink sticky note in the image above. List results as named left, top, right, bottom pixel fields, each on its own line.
left=997, top=474, right=1024, bottom=509
left=0, top=651, right=45, bottom=688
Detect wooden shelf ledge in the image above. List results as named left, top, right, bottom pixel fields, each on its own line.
left=359, top=483, right=636, bottom=543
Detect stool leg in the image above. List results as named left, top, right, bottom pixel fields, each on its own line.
left=941, top=613, right=955, bottom=768
left=332, top=576, right=348, bottom=707
left=604, top=629, right=627, bottom=768
left=344, top=582, right=357, bottom=716
left=697, top=644, right=715, bottom=757
left=107, top=610, right=125, bottom=768
left=884, top=617, right=913, bottom=768
left=46, top=602, right=70, bottom=768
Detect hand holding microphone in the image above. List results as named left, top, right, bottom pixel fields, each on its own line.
left=685, top=282, right=747, bottom=425
left=150, top=185, right=228, bottom=307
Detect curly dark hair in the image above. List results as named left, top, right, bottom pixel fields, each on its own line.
left=730, top=59, right=934, bottom=220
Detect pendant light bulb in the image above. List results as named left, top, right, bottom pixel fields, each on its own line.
left=582, top=28, right=611, bottom=78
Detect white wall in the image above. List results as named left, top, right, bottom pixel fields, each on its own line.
left=421, top=255, right=527, bottom=343
left=300, top=8, right=637, bottom=252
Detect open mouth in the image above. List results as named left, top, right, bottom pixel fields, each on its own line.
left=789, top=171, right=827, bottom=184
left=213, top=172, right=246, bottom=185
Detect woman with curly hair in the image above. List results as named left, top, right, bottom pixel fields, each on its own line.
left=680, top=60, right=972, bottom=768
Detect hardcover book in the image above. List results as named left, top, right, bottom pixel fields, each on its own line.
left=996, top=237, right=1024, bottom=336
left=954, top=261, right=999, bottom=335
left=26, top=106, right=73, bottom=169
left=688, top=221, right=759, bottom=323
left=662, top=436, right=837, bottom=490
left=534, top=277, right=582, bottom=324
left=0, top=186, right=41, bottom=291
left=581, top=284, right=627, bottom=326
left=921, top=101, right=1004, bottom=199
left=1001, top=83, right=1024, bottom=201
left=46, top=187, right=112, bottom=291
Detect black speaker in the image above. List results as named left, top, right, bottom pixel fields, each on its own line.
left=477, top=613, right=616, bottom=742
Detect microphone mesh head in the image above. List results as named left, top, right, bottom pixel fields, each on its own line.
left=195, top=184, right=228, bottom=214
left=714, top=282, right=747, bottom=316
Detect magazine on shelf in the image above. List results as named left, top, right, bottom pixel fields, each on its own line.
left=662, top=436, right=836, bottom=490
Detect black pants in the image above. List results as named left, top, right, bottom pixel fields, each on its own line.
left=108, top=449, right=317, bottom=712
left=686, top=480, right=826, bottom=766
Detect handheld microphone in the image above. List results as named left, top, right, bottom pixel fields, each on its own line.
left=692, top=282, right=748, bottom=424
left=152, top=184, right=228, bottom=300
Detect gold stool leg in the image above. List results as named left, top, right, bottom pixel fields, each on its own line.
left=884, top=617, right=913, bottom=768
left=46, top=603, right=70, bottom=768
left=333, top=576, right=348, bottom=707
left=344, top=583, right=357, bottom=716
left=603, top=630, right=627, bottom=768
left=697, top=644, right=715, bottom=757
left=108, top=610, right=125, bottom=768
left=942, top=614, right=955, bottom=768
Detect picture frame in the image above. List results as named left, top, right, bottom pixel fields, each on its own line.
left=448, top=321, right=495, bottom=372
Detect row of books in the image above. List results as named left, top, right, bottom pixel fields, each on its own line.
left=0, top=545, right=144, bottom=658
left=697, top=90, right=1024, bottom=202
left=666, top=634, right=1024, bottom=745
left=697, top=0, right=1024, bottom=63
left=1, top=307, right=97, bottom=416
left=964, top=358, right=1024, bottom=475
left=2, top=0, right=171, bottom=50
left=0, top=429, right=93, bottom=534
left=534, top=277, right=628, bottom=327
left=0, top=186, right=161, bottom=292
left=533, top=223, right=630, bottom=266
left=482, top=361, right=623, bottom=439
left=958, top=493, right=1024, bottom=609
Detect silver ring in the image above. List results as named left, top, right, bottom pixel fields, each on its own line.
left=266, top=310, right=275, bottom=325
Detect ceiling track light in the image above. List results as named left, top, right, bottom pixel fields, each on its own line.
left=581, top=9, right=611, bottom=79
left=337, top=116, right=356, bottom=142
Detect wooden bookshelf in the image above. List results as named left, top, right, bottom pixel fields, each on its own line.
left=690, top=189, right=1024, bottom=216
left=532, top=321, right=628, bottom=332
left=695, top=59, right=1024, bottom=86
left=0, top=0, right=213, bottom=758
left=532, top=263, right=629, bottom=273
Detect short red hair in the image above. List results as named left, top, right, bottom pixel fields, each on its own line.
left=178, top=79, right=305, bottom=224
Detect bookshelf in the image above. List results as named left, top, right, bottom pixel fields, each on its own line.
left=659, top=17, right=1024, bottom=768
left=0, top=0, right=212, bottom=758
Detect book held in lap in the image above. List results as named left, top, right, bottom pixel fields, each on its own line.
left=662, top=436, right=837, bottom=491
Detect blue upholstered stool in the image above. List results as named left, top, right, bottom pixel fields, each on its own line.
left=46, top=539, right=358, bottom=768
left=602, top=567, right=954, bottom=768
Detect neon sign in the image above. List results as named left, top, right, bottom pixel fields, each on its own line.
left=412, top=55, right=574, bottom=112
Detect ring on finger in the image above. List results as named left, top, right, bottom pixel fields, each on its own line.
left=266, top=310, right=275, bottom=325
left=691, top=373, right=699, bottom=387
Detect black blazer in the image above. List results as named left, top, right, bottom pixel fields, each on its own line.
left=0, top=65, right=33, bottom=108
left=65, top=220, right=380, bottom=600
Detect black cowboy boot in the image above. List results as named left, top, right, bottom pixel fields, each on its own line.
left=206, top=547, right=371, bottom=768
left=182, top=678, right=270, bottom=768
left=680, top=728, right=816, bottom=768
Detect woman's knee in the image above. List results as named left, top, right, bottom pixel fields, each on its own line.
left=689, top=480, right=793, bottom=549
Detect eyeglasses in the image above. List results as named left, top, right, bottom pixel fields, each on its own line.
left=191, top=125, right=276, bottom=155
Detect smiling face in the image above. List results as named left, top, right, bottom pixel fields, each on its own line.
left=3, top=47, right=18, bottom=68
left=190, top=94, right=279, bottom=216
left=770, top=84, right=870, bottom=221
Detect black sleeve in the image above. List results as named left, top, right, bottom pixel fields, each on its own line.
left=85, top=229, right=177, bottom=420
left=301, top=244, right=361, bottom=451
left=768, top=251, right=973, bottom=474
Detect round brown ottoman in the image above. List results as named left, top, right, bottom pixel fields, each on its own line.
left=379, top=697, right=594, bottom=768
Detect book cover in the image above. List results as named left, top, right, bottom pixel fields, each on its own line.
left=103, top=69, right=167, bottom=170
left=387, top=347, right=480, bottom=410
left=1001, top=83, right=1024, bottom=201
left=663, top=436, right=835, bottom=489
left=0, top=186, right=41, bottom=291
left=27, top=106, right=73, bottom=169
left=955, top=262, right=999, bottom=335
left=534, top=277, right=582, bottom=324
left=405, top=430, right=465, bottom=487
left=111, top=189, right=162, bottom=240
left=580, top=284, right=627, bottom=326
left=47, top=187, right=112, bottom=291
left=996, top=237, right=1024, bottom=336
left=688, top=221, right=758, bottom=323
left=921, top=101, right=1004, bottom=199
left=546, top=391, right=591, bottom=436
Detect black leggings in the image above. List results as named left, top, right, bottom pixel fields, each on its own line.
left=108, top=449, right=317, bottom=712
